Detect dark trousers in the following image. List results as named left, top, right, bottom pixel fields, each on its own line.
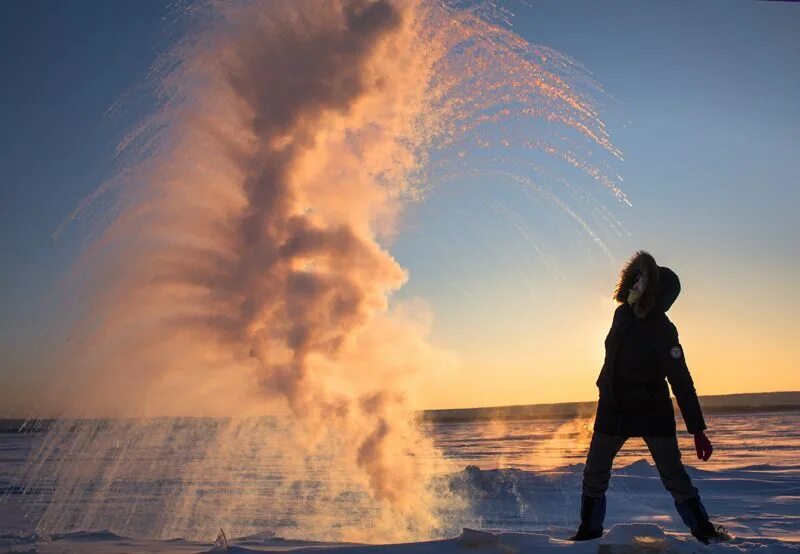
left=582, top=431, right=699, bottom=503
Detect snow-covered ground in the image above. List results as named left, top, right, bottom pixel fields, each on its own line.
left=2, top=520, right=798, bottom=553
left=2, top=411, right=799, bottom=552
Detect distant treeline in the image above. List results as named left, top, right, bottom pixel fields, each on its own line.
left=0, top=418, right=54, bottom=433
left=421, top=391, right=800, bottom=423
left=0, top=416, right=235, bottom=434
left=3, top=392, right=799, bottom=432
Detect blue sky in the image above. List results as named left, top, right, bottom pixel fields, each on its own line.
left=2, top=0, right=799, bottom=412
left=1, top=1, right=168, bottom=337
left=400, top=0, right=800, bottom=407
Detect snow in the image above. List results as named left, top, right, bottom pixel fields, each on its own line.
left=1, top=523, right=798, bottom=553
left=2, top=412, right=800, bottom=552
left=2, top=458, right=799, bottom=553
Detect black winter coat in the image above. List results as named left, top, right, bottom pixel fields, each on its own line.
left=593, top=259, right=706, bottom=437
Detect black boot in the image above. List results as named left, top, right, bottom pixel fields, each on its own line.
left=692, top=522, right=732, bottom=545
left=675, top=496, right=731, bottom=544
left=569, top=494, right=605, bottom=541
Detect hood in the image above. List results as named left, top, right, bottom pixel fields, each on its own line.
left=614, top=251, right=680, bottom=317
left=656, top=266, right=681, bottom=313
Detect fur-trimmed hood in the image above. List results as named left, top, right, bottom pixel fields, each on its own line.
left=614, top=251, right=681, bottom=318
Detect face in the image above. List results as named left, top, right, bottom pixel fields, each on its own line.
left=627, top=271, right=647, bottom=305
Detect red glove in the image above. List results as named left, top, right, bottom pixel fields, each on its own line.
left=694, top=432, right=713, bottom=461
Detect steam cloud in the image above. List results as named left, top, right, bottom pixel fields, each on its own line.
left=24, top=0, right=622, bottom=542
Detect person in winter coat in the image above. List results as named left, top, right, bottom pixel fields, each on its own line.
left=570, top=251, right=730, bottom=544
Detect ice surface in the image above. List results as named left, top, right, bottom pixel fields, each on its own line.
left=2, top=412, right=800, bottom=552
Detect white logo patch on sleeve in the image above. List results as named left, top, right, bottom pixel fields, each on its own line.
left=670, top=346, right=683, bottom=359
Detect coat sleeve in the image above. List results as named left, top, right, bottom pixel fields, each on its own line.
left=656, top=321, right=707, bottom=434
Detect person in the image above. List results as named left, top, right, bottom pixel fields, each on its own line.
left=570, top=251, right=730, bottom=544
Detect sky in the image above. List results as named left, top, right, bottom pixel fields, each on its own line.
left=1, top=0, right=799, bottom=415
